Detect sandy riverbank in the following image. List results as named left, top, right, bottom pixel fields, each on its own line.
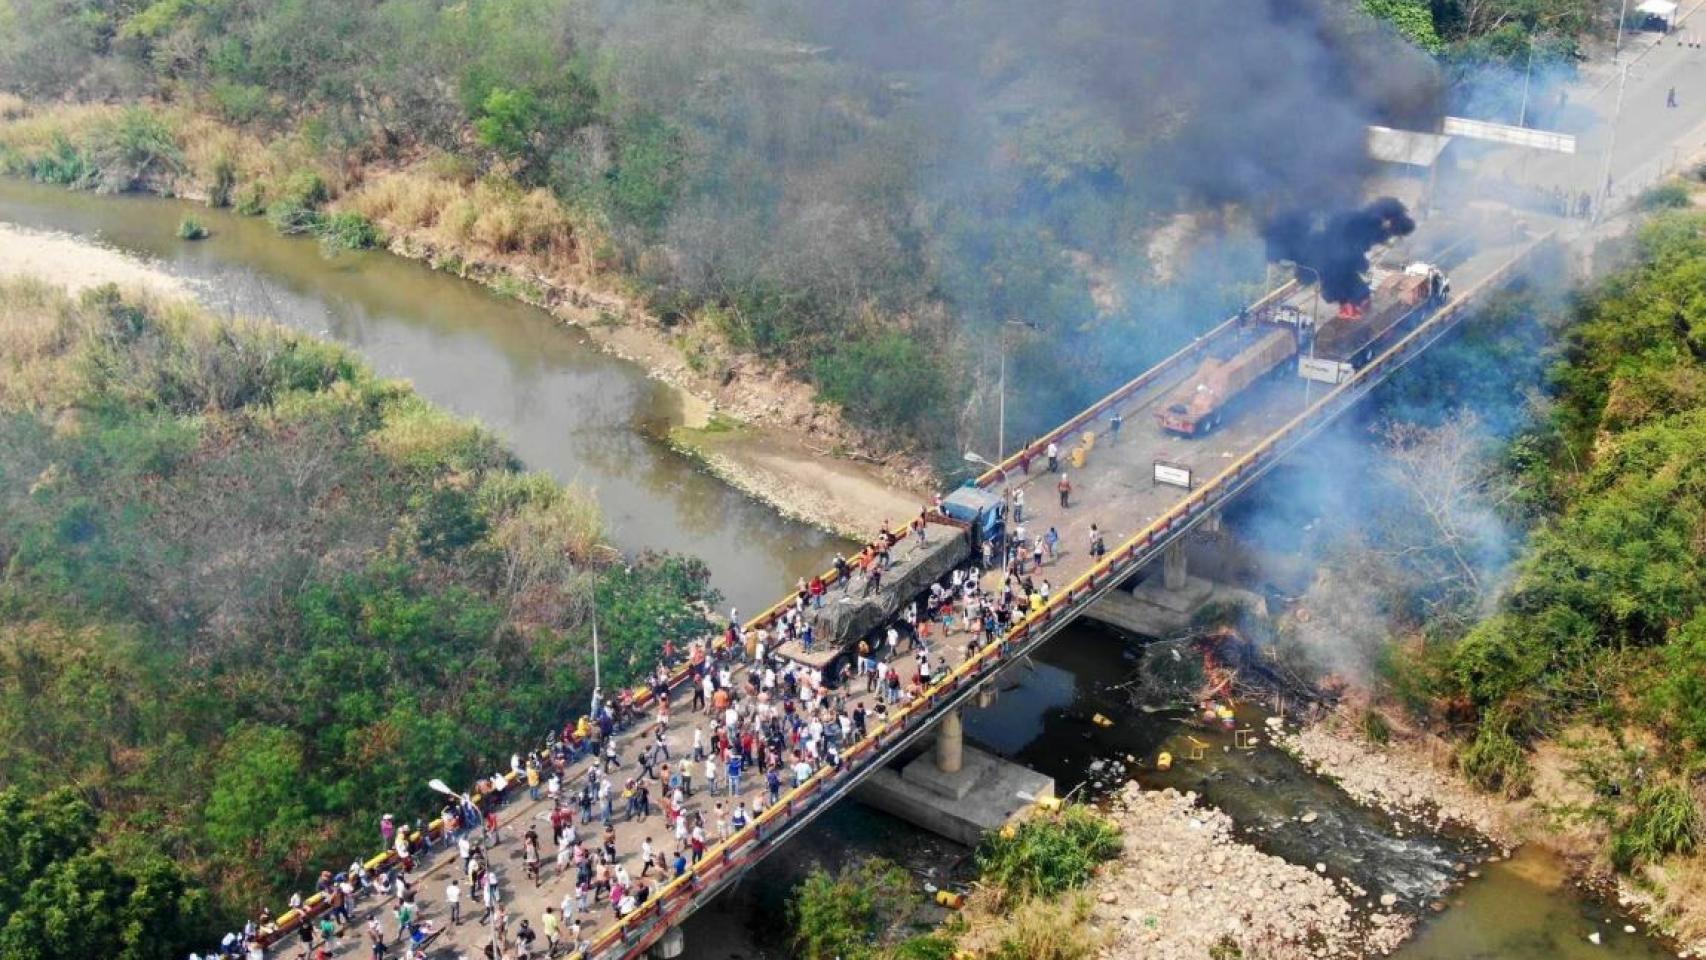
left=0, top=221, right=186, bottom=296
left=380, top=232, right=936, bottom=539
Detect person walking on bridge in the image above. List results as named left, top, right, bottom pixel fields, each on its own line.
left=1057, top=473, right=1072, bottom=509
left=1046, top=440, right=1060, bottom=472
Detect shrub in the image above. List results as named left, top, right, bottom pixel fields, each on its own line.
left=1610, top=782, right=1700, bottom=872
left=234, top=184, right=267, bottom=216
left=208, top=156, right=237, bottom=208
left=267, top=200, right=323, bottom=236
left=317, top=211, right=382, bottom=253
left=210, top=81, right=271, bottom=125
left=1361, top=708, right=1392, bottom=746
left=788, top=858, right=916, bottom=960
left=87, top=107, right=183, bottom=193
left=1458, top=716, right=1531, bottom=797
left=1637, top=182, right=1691, bottom=211
left=25, top=134, right=93, bottom=186
left=176, top=217, right=209, bottom=241
left=812, top=331, right=953, bottom=437
left=976, top=805, right=1122, bottom=907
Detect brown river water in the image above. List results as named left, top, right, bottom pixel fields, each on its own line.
left=0, top=178, right=1673, bottom=960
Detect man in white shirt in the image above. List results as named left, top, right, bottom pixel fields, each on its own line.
left=445, top=878, right=462, bottom=925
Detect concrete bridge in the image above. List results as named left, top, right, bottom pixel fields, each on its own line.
left=258, top=223, right=1551, bottom=960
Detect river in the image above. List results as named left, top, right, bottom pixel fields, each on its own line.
left=0, top=179, right=1672, bottom=960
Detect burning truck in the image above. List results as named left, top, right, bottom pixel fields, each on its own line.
left=1157, top=198, right=1448, bottom=437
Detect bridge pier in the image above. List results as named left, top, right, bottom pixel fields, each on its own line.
left=1162, top=539, right=1189, bottom=592
left=855, top=710, right=1053, bottom=847
left=935, top=709, right=964, bottom=773
left=649, top=925, right=685, bottom=959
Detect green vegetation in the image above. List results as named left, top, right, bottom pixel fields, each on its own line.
left=0, top=278, right=717, bottom=950
left=788, top=859, right=920, bottom=960
left=1638, top=181, right=1693, bottom=211
left=1380, top=213, right=1706, bottom=870
left=786, top=805, right=1117, bottom=960
left=176, top=215, right=208, bottom=240
left=977, top=804, right=1123, bottom=907
left=0, top=788, right=207, bottom=960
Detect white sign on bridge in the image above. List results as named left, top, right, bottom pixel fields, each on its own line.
left=1442, top=116, right=1576, bottom=154
left=1153, top=461, right=1192, bottom=489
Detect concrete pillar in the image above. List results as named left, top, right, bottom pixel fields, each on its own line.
left=1163, top=540, right=1188, bottom=592
left=1201, top=508, right=1222, bottom=534
left=977, top=681, right=999, bottom=709
left=935, top=709, right=964, bottom=774
left=650, top=925, right=686, bottom=959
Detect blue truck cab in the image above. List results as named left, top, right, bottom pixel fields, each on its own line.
left=939, top=484, right=1006, bottom=551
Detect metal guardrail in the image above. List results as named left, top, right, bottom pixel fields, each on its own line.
left=579, top=236, right=1548, bottom=959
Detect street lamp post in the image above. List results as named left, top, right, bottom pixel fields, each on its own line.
left=1595, top=60, right=1631, bottom=223
left=1616, top=0, right=1631, bottom=59
left=997, top=319, right=1038, bottom=466
left=1279, top=260, right=1323, bottom=406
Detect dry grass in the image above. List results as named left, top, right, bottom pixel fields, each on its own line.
left=0, top=278, right=84, bottom=409
left=964, top=893, right=1105, bottom=960
left=0, top=92, right=29, bottom=121
left=368, top=395, right=498, bottom=473
left=0, top=103, right=123, bottom=156
left=345, top=168, right=587, bottom=266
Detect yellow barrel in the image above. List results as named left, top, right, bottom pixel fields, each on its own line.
left=1157, top=751, right=1173, bottom=771
left=1082, top=430, right=1097, bottom=449
left=1035, top=796, right=1062, bottom=812
left=936, top=889, right=967, bottom=909
left=1070, top=446, right=1087, bottom=469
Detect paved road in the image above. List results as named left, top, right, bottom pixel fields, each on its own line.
left=1467, top=8, right=1706, bottom=215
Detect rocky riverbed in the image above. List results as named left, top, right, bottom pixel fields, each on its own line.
left=1091, top=783, right=1414, bottom=960
left=1271, top=713, right=1518, bottom=847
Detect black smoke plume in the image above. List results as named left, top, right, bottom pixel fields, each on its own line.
left=1263, top=198, right=1417, bottom=304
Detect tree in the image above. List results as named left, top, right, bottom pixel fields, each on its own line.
left=201, top=724, right=317, bottom=874
left=0, top=850, right=207, bottom=960
left=0, top=788, right=97, bottom=918
left=474, top=87, right=542, bottom=172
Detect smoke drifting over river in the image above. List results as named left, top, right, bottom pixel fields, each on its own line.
left=588, top=0, right=1442, bottom=443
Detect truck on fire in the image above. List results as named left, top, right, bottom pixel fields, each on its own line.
left=1297, top=262, right=1448, bottom=386
left=1157, top=262, right=1448, bottom=437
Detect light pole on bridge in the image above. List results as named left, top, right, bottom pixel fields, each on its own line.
left=1278, top=259, right=1323, bottom=407
left=996, top=319, right=1039, bottom=467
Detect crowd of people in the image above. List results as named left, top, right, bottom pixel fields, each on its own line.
left=196, top=429, right=1110, bottom=960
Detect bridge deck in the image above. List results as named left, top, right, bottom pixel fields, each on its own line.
left=262, top=225, right=1542, bottom=960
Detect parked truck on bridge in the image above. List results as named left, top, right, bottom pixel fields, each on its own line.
left=788, top=485, right=1005, bottom=670
left=1156, top=320, right=1302, bottom=436
left=1157, top=262, right=1448, bottom=436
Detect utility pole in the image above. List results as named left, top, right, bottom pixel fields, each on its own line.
left=1595, top=60, right=1630, bottom=223
left=1616, top=0, right=1631, bottom=58
left=1518, top=44, right=1534, bottom=128
left=996, top=319, right=1036, bottom=465
left=591, top=600, right=602, bottom=695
